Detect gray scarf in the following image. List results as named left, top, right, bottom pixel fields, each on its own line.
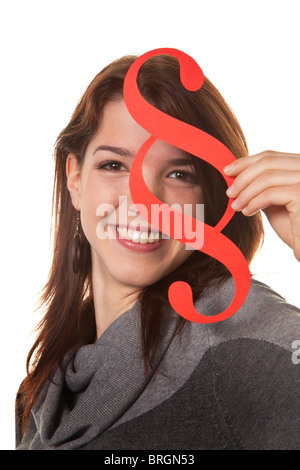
left=29, top=302, right=178, bottom=450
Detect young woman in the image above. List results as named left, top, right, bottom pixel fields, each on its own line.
left=16, top=53, right=300, bottom=450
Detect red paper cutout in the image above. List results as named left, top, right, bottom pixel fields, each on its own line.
left=123, top=48, right=251, bottom=323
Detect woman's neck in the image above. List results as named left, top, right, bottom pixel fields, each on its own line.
left=91, top=261, right=141, bottom=340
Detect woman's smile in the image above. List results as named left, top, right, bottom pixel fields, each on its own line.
left=114, top=223, right=168, bottom=252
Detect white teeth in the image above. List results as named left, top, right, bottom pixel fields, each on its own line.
left=140, top=232, right=149, bottom=244
left=118, top=227, right=128, bottom=239
left=149, top=232, right=160, bottom=243
left=117, top=227, right=161, bottom=244
left=131, top=230, right=140, bottom=242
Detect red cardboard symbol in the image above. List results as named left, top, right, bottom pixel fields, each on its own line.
left=123, top=48, right=251, bottom=323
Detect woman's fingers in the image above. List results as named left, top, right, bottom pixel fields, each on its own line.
left=239, top=183, right=300, bottom=216
left=226, top=170, right=300, bottom=212
left=223, top=151, right=300, bottom=178
left=223, top=151, right=300, bottom=213
left=223, top=150, right=300, bottom=261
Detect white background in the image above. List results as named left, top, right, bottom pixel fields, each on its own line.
left=1, top=0, right=299, bottom=450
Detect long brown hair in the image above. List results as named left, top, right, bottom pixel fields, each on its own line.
left=18, top=54, right=263, bottom=432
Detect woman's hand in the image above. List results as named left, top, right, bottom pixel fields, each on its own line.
left=223, top=151, right=300, bottom=262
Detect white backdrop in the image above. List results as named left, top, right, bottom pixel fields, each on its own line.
left=1, top=0, right=299, bottom=450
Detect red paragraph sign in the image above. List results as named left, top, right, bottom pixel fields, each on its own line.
left=123, top=48, right=251, bottom=323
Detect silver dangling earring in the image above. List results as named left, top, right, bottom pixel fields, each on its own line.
left=72, top=211, right=81, bottom=274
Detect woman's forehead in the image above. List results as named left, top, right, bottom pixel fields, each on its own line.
left=86, top=99, right=188, bottom=164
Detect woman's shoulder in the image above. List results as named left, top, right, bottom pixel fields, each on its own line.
left=196, top=275, right=300, bottom=319
left=190, top=278, right=300, bottom=450
left=15, top=380, right=26, bottom=448
left=192, top=276, right=300, bottom=352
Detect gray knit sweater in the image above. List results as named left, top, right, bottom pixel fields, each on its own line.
left=16, top=278, right=300, bottom=450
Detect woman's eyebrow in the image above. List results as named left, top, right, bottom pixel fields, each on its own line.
left=93, top=145, right=134, bottom=158
left=166, top=158, right=194, bottom=167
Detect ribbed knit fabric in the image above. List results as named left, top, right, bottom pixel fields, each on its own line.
left=16, top=278, right=300, bottom=450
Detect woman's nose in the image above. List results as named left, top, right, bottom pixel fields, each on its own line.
left=141, top=165, right=165, bottom=202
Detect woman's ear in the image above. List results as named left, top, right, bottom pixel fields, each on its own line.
left=66, top=154, right=82, bottom=210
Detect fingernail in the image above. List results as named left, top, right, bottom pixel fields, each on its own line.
left=223, top=163, right=235, bottom=174
left=242, top=208, right=259, bottom=216
left=226, top=185, right=235, bottom=197
left=231, top=199, right=241, bottom=210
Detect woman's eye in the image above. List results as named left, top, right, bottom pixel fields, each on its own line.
left=97, top=161, right=127, bottom=172
left=169, top=170, right=196, bottom=182
left=170, top=171, right=186, bottom=180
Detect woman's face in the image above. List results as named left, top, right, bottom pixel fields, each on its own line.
left=67, top=99, right=203, bottom=292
